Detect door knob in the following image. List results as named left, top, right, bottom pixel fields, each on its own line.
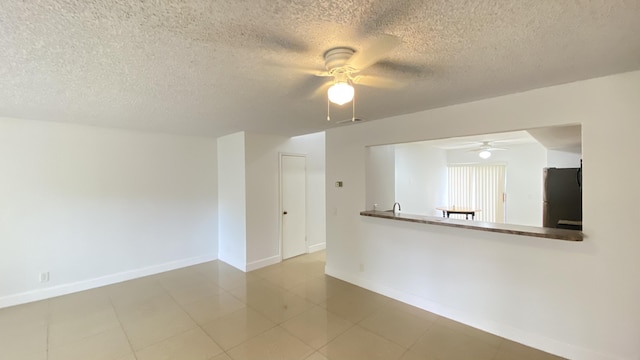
left=283, top=211, right=288, bottom=215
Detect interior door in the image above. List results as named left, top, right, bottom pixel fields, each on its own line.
left=281, top=155, right=306, bottom=259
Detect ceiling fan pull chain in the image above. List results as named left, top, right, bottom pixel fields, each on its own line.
left=352, top=90, right=356, bottom=121
left=327, top=96, right=331, bottom=121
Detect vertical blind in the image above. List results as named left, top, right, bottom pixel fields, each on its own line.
left=447, top=164, right=506, bottom=223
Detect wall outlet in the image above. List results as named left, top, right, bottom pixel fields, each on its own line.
left=39, top=272, right=50, bottom=283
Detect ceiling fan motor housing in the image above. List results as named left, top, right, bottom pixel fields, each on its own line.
left=324, top=47, right=355, bottom=71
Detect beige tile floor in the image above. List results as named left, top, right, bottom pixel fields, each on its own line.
left=0, top=251, right=565, bottom=360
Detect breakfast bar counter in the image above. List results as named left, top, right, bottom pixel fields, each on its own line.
left=360, top=210, right=583, bottom=242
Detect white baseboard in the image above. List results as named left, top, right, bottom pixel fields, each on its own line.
left=246, top=255, right=281, bottom=272
left=0, top=253, right=217, bottom=309
left=324, top=266, right=612, bottom=360
left=217, top=254, right=247, bottom=272
left=308, top=242, right=326, bottom=253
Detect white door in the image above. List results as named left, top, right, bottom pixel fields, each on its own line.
left=281, top=155, right=306, bottom=259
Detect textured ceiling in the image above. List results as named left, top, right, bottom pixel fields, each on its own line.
left=1, top=0, right=639, bottom=137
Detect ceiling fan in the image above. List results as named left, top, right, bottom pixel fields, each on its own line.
left=310, top=34, right=404, bottom=103
left=303, top=34, right=412, bottom=121
left=466, top=141, right=507, bottom=159
left=243, top=1, right=431, bottom=121
left=266, top=31, right=427, bottom=121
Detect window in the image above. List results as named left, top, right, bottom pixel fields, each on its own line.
left=447, top=164, right=506, bottom=223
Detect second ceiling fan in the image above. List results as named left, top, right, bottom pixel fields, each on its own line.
left=466, top=141, right=508, bottom=159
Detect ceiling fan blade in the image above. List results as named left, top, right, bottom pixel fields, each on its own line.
left=353, top=75, right=404, bottom=88
left=359, top=0, right=419, bottom=34
left=479, top=141, right=507, bottom=151
left=287, top=76, right=330, bottom=99
left=346, top=34, right=401, bottom=71
left=260, top=33, right=309, bottom=53
left=489, top=138, right=533, bottom=145
left=465, top=146, right=507, bottom=152
left=218, top=24, right=309, bottom=53
left=310, top=81, right=332, bottom=99
left=435, top=141, right=482, bottom=150
left=266, top=62, right=331, bottom=77
left=372, top=60, right=430, bottom=76
left=291, top=67, right=331, bottom=77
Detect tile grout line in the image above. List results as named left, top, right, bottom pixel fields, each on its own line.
left=164, top=275, right=241, bottom=359
left=222, top=302, right=280, bottom=352
left=10, top=251, right=542, bottom=360
left=277, top=304, right=357, bottom=354
left=251, top=257, right=359, bottom=357
left=190, top=261, right=281, bottom=358
left=46, top=299, right=51, bottom=360
left=215, top=259, right=328, bottom=356
left=107, top=291, right=139, bottom=360
left=357, top=303, right=435, bottom=351
left=41, top=254, right=328, bottom=359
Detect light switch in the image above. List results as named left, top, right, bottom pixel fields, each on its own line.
left=335, top=181, right=343, bottom=187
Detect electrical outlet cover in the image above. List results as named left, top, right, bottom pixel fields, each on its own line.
left=39, top=272, right=50, bottom=283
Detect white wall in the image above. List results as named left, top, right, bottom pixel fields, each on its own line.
left=365, top=145, right=395, bottom=211
left=244, top=131, right=326, bottom=270
left=216, top=131, right=325, bottom=272
left=0, top=117, right=218, bottom=307
left=286, top=132, right=326, bottom=254
left=547, top=149, right=582, bottom=168
left=447, top=143, right=547, bottom=226
left=217, top=132, right=247, bottom=270
left=325, top=71, right=640, bottom=360
left=395, top=142, right=448, bottom=217
left=245, top=132, right=288, bottom=269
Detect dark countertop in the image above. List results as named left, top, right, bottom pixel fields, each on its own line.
left=360, top=210, right=584, bottom=242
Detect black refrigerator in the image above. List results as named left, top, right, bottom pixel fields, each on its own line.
left=542, top=167, right=582, bottom=229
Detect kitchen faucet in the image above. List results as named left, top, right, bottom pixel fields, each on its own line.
left=392, top=202, right=401, bottom=214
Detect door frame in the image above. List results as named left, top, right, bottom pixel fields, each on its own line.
left=279, top=152, right=308, bottom=260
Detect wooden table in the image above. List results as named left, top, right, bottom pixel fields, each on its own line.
left=436, top=207, right=481, bottom=220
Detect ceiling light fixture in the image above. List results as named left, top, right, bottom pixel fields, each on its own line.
left=327, top=82, right=354, bottom=105
left=478, top=150, right=492, bottom=159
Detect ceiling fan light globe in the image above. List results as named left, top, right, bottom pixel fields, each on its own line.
left=328, top=82, right=354, bottom=105
left=478, top=150, right=492, bottom=159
